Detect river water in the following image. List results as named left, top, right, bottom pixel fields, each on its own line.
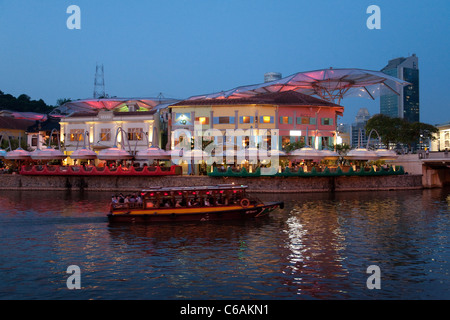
left=0, top=187, right=448, bottom=300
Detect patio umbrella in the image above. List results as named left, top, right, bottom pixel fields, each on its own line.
left=243, top=146, right=260, bottom=163
left=135, top=126, right=170, bottom=160
left=5, top=148, right=31, bottom=160
left=97, top=146, right=133, bottom=161
left=70, top=148, right=98, bottom=160
left=321, top=149, right=340, bottom=161
left=213, top=145, right=236, bottom=164
left=267, top=149, right=288, bottom=158
left=375, top=148, right=398, bottom=160
left=183, top=148, right=209, bottom=163
left=344, top=148, right=378, bottom=161
left=167, top=148, right=184, bottom=165
left=30, top=147, right=67, bottom=161
left=135, top=146, right=170, bottom=160
left=288, top=146, right=325, bottom=161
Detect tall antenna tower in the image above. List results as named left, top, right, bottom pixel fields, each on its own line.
left=93, top=63, right=106, bottom=98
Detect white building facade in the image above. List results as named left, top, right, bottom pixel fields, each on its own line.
left=60, top=110, right=155, bottom=164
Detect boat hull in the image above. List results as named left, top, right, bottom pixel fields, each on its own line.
left=107, top=201, right=283, bottom=223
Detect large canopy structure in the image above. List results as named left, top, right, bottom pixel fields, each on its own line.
left=188, top=68, right=410, bottom=104
left=50, top=97, right=180, bottom=117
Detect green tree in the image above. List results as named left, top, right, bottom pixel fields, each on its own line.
left=365, top=114, right=403, bottom=147
left=397, top=121, right=438, bottom=150
left=56, top=98, right=72, bottom=106
left=283, top=141, right=305, bottom=152
left=366, top=114, right=438, bottom=149
left=333, top=143, right=351, bottom=156
left=0, top=90, right=54, bottom=114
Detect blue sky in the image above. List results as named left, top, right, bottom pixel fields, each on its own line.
left=0, top=0, right=448, bottom=125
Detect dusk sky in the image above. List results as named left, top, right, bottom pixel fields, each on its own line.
left=0, top=0, right=448, bottom=125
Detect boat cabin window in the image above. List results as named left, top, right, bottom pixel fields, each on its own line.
left=142, top=188, right=246, bottom=208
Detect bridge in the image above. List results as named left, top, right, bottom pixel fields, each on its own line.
left=387, top=152, right=450, bottom=188
left=420, top=152, right=450, bottom=188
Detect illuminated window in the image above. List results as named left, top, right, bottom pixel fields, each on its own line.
left=100, top=128, right=111, bottom=141
left=262, top=116, right=271, bottom=123
left=69, top=129, right=84, bottom=142
left=241, top=116, right=251, bottom=124
left=195, top=117, right=209, bottom=125
left=127, top=128, right=144, bottom=141
left=279, top=116, right=292, bottom=124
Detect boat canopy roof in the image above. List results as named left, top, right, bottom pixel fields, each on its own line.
left=141, top=184, right=248, bottom=193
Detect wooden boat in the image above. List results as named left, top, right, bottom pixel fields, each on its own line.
left=107, top=184, right=284, bottom=223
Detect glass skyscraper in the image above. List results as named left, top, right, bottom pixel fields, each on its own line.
left=380, top=54, right=420, bottom=123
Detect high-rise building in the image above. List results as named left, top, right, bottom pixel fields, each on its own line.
left=380, top=54, right=419, bottom=123
left=351, top=108, right=371, bottom=147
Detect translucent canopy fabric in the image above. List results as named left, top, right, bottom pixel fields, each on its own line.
left=0, top=111, right=47, bottom=121
left=189, top=68, right=410, bottom=103
left=50, top=97, right=180, bottom=117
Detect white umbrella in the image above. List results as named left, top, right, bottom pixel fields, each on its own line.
left=31, top=147, right=66, bottom=161
left=97, top=146, right=133, bottom=161
left=70, top=148, right=98, bottom=160
left=183, top=148, right=209, bottom=163
left=5, top=148, right=31, bottom=160
left=135, top=146, right=170, bottom=160
left=267, top=149, right=287, bottom=157
left=345, top=148, right=378, bottom=161
left=321, top=149, right=340, bottom=160
left=375, top=148, right=398, bottom=160
left=244, top=146, right=259, bottom=163
left=289, top=146, right=325, bottom=160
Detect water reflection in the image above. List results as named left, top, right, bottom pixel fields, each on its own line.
left=0, top=187, right=448, bottom=299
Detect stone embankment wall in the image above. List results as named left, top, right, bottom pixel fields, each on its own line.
left=0, top=174, right=423, bottom=193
